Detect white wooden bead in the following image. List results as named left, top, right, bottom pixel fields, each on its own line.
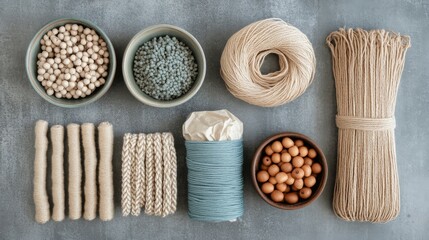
left=83, top=79, right=90, bottom=85
left=43, top=63, right=50, bottom=70
left=37, top=75, right=44, bottom=81
left=88, top=83, right=95, bottom=90
left=81, top=86, right=88, bottom=92
left=55, top=92, right=62, bottom=98
left=47, top=88, right=54, bottom=95
left=65, top=24, right=71, bottom=31
left=89, top=64, right=97, bottom=70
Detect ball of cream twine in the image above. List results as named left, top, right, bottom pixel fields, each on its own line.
left=220, top=18, right=316, bottom=107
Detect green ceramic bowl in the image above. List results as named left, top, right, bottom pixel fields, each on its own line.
left=122, top=24, right=206, bottom=108
left=25, top=18, right=116, bottom=108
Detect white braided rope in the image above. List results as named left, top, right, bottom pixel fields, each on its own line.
left=167, top=133, right=177, bottom=214
left=129, top=134, right=140, bottom=216
left=137, top=133, right=146, bottom=208
left=153, top=133, right=163, bottom=216
left=161, top=133, right=176, bottom=216
left=144, top=134, right=155, bottom=215
left=121, top=134, right=132, bottom=216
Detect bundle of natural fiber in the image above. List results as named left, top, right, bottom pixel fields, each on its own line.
left=326, top=28, right=410, bottom=223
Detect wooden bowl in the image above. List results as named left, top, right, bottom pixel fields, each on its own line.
left=251, top=132, right=328, bottom=210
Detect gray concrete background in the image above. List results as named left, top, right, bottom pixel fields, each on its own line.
left=1, top=0, right=428, bottom=239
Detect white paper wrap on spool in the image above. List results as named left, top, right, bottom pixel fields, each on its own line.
left=182, top=110, right=243, bottom=141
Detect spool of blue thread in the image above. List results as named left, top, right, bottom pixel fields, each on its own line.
left=186, top=140, right=244, bottom=221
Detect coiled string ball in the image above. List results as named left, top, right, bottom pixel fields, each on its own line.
left=220, top=18, right=316, bottom=107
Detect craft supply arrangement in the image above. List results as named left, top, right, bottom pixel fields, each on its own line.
left=28, top=17, right=410, bottom=225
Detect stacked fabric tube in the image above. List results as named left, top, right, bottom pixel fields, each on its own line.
left=33, top=120, right=114, bottom=223
left=183, top=110, right=244, bottom=221
left=121, top=132, right=177, bottom=217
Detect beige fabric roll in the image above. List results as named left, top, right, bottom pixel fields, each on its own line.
left=51, top=125, right=65, bottom=222
left=98, top=122, right=114, bottom=221
left=33, top=120, right=50, bottom=224
left=82, top=123, right=98, bottom=220
left=67, top=123, right=82, bottom=220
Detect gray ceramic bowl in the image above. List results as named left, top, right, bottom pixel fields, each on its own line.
left=122, top=24, right=206, bottom=108
left=26, top=18, right=116, bottom=108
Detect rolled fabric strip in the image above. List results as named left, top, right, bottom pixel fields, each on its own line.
left=33, top=120, right=50, bottom=224
left=67, top=123, right=82, bottom=220
left=98, top=122, right=114, bottom=221
left=82, top=123, right=98, bottom=220
left=51, top=125, right=65, bottom=222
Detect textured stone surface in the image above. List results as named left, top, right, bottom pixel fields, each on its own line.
left=0, top=0, right=428, bottom=239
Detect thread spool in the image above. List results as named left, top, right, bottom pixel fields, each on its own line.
left=186, top=140, right=244, bottom=221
